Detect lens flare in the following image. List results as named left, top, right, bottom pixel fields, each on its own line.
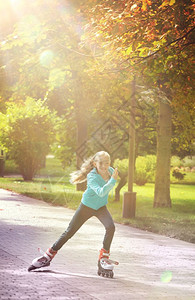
left=39, top=50, right=54, bottom=68
left=160, top=271, right=172, bottom=283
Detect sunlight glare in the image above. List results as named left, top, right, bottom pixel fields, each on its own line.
left=9, top=0, right=24, bottom=17
left=17, top=15, right=41, bottom=41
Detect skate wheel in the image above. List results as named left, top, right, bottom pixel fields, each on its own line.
left=110, top=271, right=114, bottom=278
left=102, top=272, right=105, bottom=277
left=28, top=265, right=36, bottom=272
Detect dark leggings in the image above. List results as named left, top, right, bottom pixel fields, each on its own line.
left=52, top=203, right=115, bottom=252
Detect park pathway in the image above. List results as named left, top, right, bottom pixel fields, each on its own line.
left=0, top=188, right=194, bottom=299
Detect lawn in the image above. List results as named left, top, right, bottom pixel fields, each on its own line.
left=0, top=156, right=194, bottom=243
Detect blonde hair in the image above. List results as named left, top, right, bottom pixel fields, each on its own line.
left=70, top=151, right=110, bottom=184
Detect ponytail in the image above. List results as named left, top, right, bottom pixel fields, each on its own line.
left=70, top=151, right=110, bottom=184
left=70, top=156, right=94, bottom=184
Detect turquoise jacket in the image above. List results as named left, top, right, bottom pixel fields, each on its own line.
left=81, top=167, right=117, bottom=210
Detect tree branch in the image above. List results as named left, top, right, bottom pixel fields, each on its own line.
left=120, top=26, right=195, bottom=66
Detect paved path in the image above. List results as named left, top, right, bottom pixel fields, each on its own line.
left=0, top=188, right=194, bottom=300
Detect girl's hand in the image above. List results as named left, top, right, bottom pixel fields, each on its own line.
left=112, top=168, right=118, bottom=180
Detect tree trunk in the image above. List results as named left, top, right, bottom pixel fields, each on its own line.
left=122, top=78, right=136, bottom=218
left=154, top=100, right=172, bottom=208
left=73, top=71, right=88, bottom=191
left=76, top=115, right=88, bottom=191
left=127, top=77, right=136, bottom=192
left=0, top=158, right=5, bottom=177
left=115, top=175, right=127, bottom=202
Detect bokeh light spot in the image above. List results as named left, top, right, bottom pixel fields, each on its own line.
left=39, top=50, right=54, bottom=68
left=160, top=271, right=172, bottom=283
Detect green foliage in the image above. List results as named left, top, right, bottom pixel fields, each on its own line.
left=114, top=155, right=156, bottom=186
left=1, top=0, right=194, bottom=186
left=171, top=156, right=194, bottom=182
left=84, top=0, right=194, bottom=209
left=171, top=102, right=195, bottom=158
left=86, top=0, right=194, bottom=98
left=51, top=117, right=76, bottom=168
left=4, top=159, right=20, bottom=175
left=171, top=156, right=183, bottom=168
left=0, top=98, right=57, bottom=180
left=183, top=156, right=195, bottom=169
left=144, top=155, right=157, bottom=180
left=135, top=155, right=156, bottom=186
left=85, top=0, right=194, bottom=154
left=171, top=156, right=195, bottom=169
left=113, top=158, right=128, bottom=176
left=172, top=168, right=186, bottom=180
left=134, top=167, right=148, bottom=186
left=135, top=88, right=158, bottom=156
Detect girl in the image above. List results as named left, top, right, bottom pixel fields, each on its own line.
left=28, top=151, right=118, bottom=277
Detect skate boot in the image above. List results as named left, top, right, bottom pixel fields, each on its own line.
left=97, top=248, right=117, bottom=278
left=28, top=248, right=57, bottom=272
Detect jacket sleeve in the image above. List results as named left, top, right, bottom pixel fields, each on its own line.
left=87, top=173, right=116, bottom=198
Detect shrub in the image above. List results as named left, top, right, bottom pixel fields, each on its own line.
left=171, top=156, right=195, bottom=169
left=134, top=163, right=148, bottom=185
left=113, top=158, right=128, bottom=176
left=135, top=155, right=156, bottom=185
left=4, top=159, right=20, bottom=175
left=172, top=168, right=186, bottom=180
left=183, top=156, right=195, bottom=168
left=144, top=155, right=156, bottom=181
left=171, top=156, right=183, bottom=168
left=113, top=155, right=157, bottom=187
left=0, top=98, right=57, bottom=181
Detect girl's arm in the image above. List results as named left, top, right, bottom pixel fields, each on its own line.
left=87, top=173, right=117, bottom=198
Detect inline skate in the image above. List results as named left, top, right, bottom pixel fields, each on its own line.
left=28, top=247, right=57, bottom=272
left=97, top=248, right=118, bottom=278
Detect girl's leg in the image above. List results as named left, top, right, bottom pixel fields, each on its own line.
left=95, top=206, right=115, bottom=251
left=52, top=203, right=95, bottom=251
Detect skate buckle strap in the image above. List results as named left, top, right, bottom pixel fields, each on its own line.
left=104, top=258, right=119, bottom=265
left=46, top=249, right=53, bottom=258
left=46, top=248, right=57, bottom=259
left=38, top=248, right=57, bottom=260
left=38, top=248, right=51, bottom=259
left=99, top=248, right=110, bottom=260
left=102, top=252, right=109, bottom=258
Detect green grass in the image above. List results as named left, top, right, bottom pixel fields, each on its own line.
left=1, top=156, right=194, bottom=243
left=108, top=183, right=195, bottom=243
left=0, top=177, right=194, bottom=243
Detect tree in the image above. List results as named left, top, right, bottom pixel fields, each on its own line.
left=83, top=0, right=194, bottom=207
left=0, top=97, right=57, bottom=181
left=0, top=0, right=105, bottom=182
left=1, top=0, right=194, bottom=200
